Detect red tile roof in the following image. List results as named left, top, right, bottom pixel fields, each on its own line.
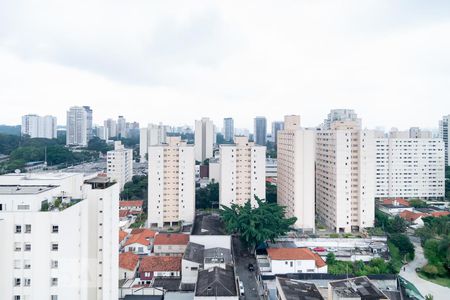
left=399, top=210, right=426, bottom=222
left=119, top=230, right=128, bottom=243
left=119, top=252, right=139, bottom=271
left=119, top=200, right=144, bottom=208
left=154, top=233, right=189, bottom=246
left=430, top=211, right=450, bottom=217
left=267, top=248, right=327, bottom=268
left=119, top=209, right=130, bottom=218
left=139, top=256, right=181, bottom=272
left=382, top=198, right=410, bottom=207
left=124, top=229, right=157, bottom=247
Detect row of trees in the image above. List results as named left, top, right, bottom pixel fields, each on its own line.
left=327, top=253, right=397, bottom=275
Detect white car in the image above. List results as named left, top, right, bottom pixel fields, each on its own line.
left=239, top=280, right=245, bottom=296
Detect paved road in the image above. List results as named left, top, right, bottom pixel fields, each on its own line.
left=232, top=237, right=262, bottom=300
left=400, top=237, right=449, bottom=300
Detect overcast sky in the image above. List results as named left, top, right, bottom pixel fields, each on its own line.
left=0, top=0, right=449, bottom=131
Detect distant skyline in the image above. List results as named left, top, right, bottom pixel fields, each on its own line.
left=0, top=1, right=449, bottom=130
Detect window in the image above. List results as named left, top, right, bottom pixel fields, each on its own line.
left=14, top=243, right=21, bottom=251
left=14, top=296, right=20, bottom=300
left=14, top=278, right=21, bottom=286
left=52, top=225, right=59, bottom=233
left=24, top=224, right=31, bottom=233
left=14, top=260, right=21, bottom=269
left=24, top=278, right=31, bottom=286
left=51, top=260, right=58, bottom=269
left=51, top=296, right=58, bottom=300
left=51, top=278, right=58, bottom=286
left=24, top=243, right=31, bottom=251
left=24, top=260, right=31, bottom=269
left=51, top=243, right=58, bottom=251
left=15, top=225, right=21, bottom=233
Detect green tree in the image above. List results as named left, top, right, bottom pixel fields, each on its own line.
left=87, top=137, right=112, bottom=154
left=390, top=233, right=415, bottom=261
left=120, top=175, right=148, bottom=201
left=409, top=199, right=428, bottom=208
left=326, top=252, right=337, bottom=265
left=266, top=182, right=277, bottom=204
left=220, top=196, right=296, bottom=251
left=387, top=215, right=407, bottom=233
left=195, top=182, right=219, bottom=209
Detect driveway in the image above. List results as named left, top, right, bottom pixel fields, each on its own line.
left=400, top=238, right=449, bottom=299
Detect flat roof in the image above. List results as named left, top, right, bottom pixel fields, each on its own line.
left=0, top=172, right=81, bottom=180
left=329, top=276, right=388, bottom=299
left=277, top=277, right=324, bottom=300
left=0, top=185, right=58, bottom=195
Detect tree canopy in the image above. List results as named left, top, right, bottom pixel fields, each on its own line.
left=195, top=182, right=219, bottom=209
left=219, top=196, right=296, bottom=249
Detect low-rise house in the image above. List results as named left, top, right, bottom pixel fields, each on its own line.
left=119, top=230, right=129, bottom=247
left=182, top=242, right=205, bottom=285
left=194, top=266, right=238, bottom=300
left=139, top=256, right=182, bottom=284
left=276, top=277, right=324, bottom=300
left=119, top=200, right=144, bottom=214
left=123, top=229, right=157, bottom=255
left=267, top=248, right=327, bottom=274
left=399, top=210, right=427, bottom=228
left=328, top=276, right=389, bottom=300
left=378, top=198, right=413, bottom=216
left=153, top=233, right=189, bottom=256
left=203, top=247, right=232, bottom=270
left=119, top=252, right=140, bottom=280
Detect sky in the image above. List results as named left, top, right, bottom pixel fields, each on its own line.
left=0, top=0, right=449, bottom=131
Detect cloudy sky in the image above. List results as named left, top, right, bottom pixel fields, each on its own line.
left=0, top=0, right=449, bottom=131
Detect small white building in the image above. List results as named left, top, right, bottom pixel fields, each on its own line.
left=194, top=266, right=238, bottom=300
left=153, top=233, right=189, bottom=256
left=123, top=229, right=156, bottom=255
left=119, top=252, right=139, bottom=280
left=107, top=141, right=133, bottom=191
left=267, top=248, right=327, bottom=274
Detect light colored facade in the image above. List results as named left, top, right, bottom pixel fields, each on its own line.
left=66, top=106, right=89, bottom=146
left=104, top=118, right=117, bottom=139
left=0, top=173, right=119, bottom=300
left=322, top=109, right=361, bottom=130
left=139, top=123, right=167, bottom=162
left=254, top=116, right=267, bottom=146
left=21, top=114, right=57, bottom=139
left=439, top=115, right=450, bottom=166
left=316, top=120, right=376, bottom=233
left=266, top=158, right=277, bottom=179
left=219, top=136, right=266, bottom=208
left=375, top=133, right=445, bottom=199
left=195, top=117, right=214, bottom=162
left=223, top=118, right=234, bottom=142
left=107, top=141, right=133, bottom=191
left=117, top=116, right=127, bottom=138
left=266, top=248, right=327, bottom=275
left=208, top=158, right=220, bottom=183
left=277, top=115, right=316, bottom=231
left=271, top=121, right=284, bottom=144
left=148, top=137, right=195, bottom=228
left=83, top=106, right=93, bottom=141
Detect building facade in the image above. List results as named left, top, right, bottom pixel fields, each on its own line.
left=66, top=106, right=90, bottom=146
left=254, top=116, right=267, bottom=146
left=277, top=115, right=316, bottom=231
left=316, top=120, right=376, bottom=233
left=219, top=136, right=266, bottom=208
left=21, top=114, right=57, bottom=139
left=107, top=141, right=133, bottom=191
left=147, top=137, right=195, bottom=228
left=439, top=115, right=450, bottom=166
left=139, top=124, right=167, bottom=162
left=223, top=118, right=234, bottom=142
left=195, top=118, right=214, bottom=163
left=271, top=121, right=284, bottom=144
left=322, top=109, right=360, bottom=130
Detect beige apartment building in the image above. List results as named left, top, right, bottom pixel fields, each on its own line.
left=316, top=120, right=376, bottom=233
left=147, top=136, right=195, bottom=228
left=277, top=115, right=316, bottom=232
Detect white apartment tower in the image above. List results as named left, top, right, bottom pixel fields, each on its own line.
left=375, top=130, right=445, bottom=199
left=316, top=120, right=376, bottom=233
left=277, top=115, right=316, bottom=231
left=439, top=115, right=450, bottom=166
left=0, top=172, right=119, bottom=300
left=223, top=118, right=234, bottom=142
left=139, top=124, right=167, bottom=162
left=21, top=114, right=57, bottom=139
left=104, top=119, right=117, bottom=139
left=322, top=109, right=361, bottom=130
left=147, top=136, right=195, bottom=228
left=117, top=116, right=127, bottom=138
left=219, top=136, right=266, bottom=208
left=195, top=118, right=214, bottom=163
left=107, top=141, right=133, bottom=191
left=66, top=106, right=90, bottom=146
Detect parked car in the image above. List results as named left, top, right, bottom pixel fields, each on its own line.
left=248, top=263, right=255, bottom=271
left=313, top=247, right=326, bottom=252
left=327, top=247, right=338, bottom=252
left=239, top=280, right=245, bottom=296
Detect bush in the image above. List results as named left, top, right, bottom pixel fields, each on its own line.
left=422, top=264, right=439, bottom=277
left=390, top=233, right=414, bottom=261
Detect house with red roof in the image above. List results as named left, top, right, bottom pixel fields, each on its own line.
left=119, top=200, right=144, bottom=214
left=153, top=233, right=189, bottom=256
left=267, top=248, right=328, bottom=274
left=378, top=198, right=413, bottom=216
left=119, top=230, right=128, bottom=247
left=123, top=229, right=157, bottom=255
left=139, top=256, right=182, bottom=284
left=119, top=252, right=140, bottom=280
left=399, top=210, right=427, bottom=228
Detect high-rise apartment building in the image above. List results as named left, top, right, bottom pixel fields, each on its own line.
left=21, top=114, right=57, bottom=139
left=219, top=136, right=266, bottom=208
left=0, top=172, right=119, bottom=300
left=322, top=109, right=361, bottom=130
left=147, top=137, right=195, bottom=228
left=195, top=118, right=214, bottom=162
left=139, top=124, right=167, bottom=162
left=117, top=116, right=127, bottom=138
left=104, top=118, right=117, bottom=139
left=316, top=119, right=375, bottom=233
left=83, top=106, right=93, bottom=141
left=271, top=121, right=284, bottom=144
left=66, top=106, right=89, bottom=146
left=223, top=118, right=234, bottom=142
left=277, top=115, right=316, bottom=231
left=107, top=141, right=133, bottom=191
left=439, top=115, right=450, bottom=166
left=254, top=117, right=267, bottom=146
left=375, top=130, right=445, bottom=199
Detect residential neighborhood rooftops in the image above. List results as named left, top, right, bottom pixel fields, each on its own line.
left=119, top=209, right=130, bottom=218
left=124, top=229, right=156, bottom=247
left=119, top=200, right=144, bottom=207
left=183, top=242, right=205, bottom=264
left=381, top=198, right=410, bottom=207
left=267, top=248, right=326, bottom=268
left=276, top=277, right=324, bottom=300
left=195, top=266, right=237, bottom=297
left=140, top=256, right=182, bottom=273
left=204, top=247, right=232, bottom=265
left=329, top=276, right=388, bottom=300
left=399, top=210, right=426, bottom=222
left=119, top=230, right=128, bottom=244
left=119, top=252, right=139, bottom=271
left=154, top=233, right=189, bottom=246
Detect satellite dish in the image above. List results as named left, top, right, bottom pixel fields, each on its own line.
left=14, top=169, right=21, bottom=174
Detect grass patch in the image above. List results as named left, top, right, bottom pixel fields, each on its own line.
left=418, top=271, right=450, bottom=288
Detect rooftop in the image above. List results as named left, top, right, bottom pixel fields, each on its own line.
left=329, top=276, right=388, bottom=300
left=277, top=277, right=324, bottom=300
left=140, top=256, right=182, bottom=272
left=195, top=266, right=237, bottom=297
left=119, top=230, right=128, bottom=243
left=154, top=233, right=189, bottom=246
left=0, top=185, right=58, bottom=195
left=124, top=229, right=157, bottom=247
left=119, top=200, right=144, bottom=208
left=267, top=248, right=326, bottom=268
left=119, top=252, right=140, bottom=271
left=183, top=242, right=205, bottom=264
left=204, top=247, right=232, bottom=265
